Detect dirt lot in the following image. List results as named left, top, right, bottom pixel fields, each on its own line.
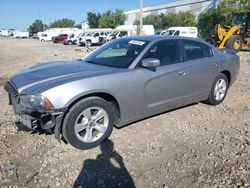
left=0, top=38, right=249, bottom=188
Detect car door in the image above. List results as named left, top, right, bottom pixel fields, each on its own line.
left=136, top=39, right=188, bottom=113
left=181, top=39, right=220, bottom=102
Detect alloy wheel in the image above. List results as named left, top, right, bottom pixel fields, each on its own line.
left=74, top=107, right=109, bottom=143
left=214, top=78, right=227, bottom=101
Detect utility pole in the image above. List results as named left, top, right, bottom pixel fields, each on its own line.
left=212, top=0, right=217, bottom=9
left=140, top=0, right=143, bottom=35
left=105, top=0, right=107, bottom=13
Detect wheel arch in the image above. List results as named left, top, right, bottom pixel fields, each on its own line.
left=65, top=92, right=121, bottom=124
left=220, top=70, right=231, bottom=86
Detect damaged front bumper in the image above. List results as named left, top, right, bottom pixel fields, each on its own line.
left=4, top=81, right=66, bottom=141
left=14, top=111, right=65, bottom=140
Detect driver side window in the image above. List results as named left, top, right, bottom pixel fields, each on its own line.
left=144, top=40, right=181, bottom=66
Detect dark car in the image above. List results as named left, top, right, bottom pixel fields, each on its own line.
left=52, top=34, right=68, bottom=43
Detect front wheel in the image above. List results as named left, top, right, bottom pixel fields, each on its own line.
left=206, top=73, right=229, bottom=105
left=62, top=97, right=114, bottom=150
left=226, top=35, right=243, bottom=52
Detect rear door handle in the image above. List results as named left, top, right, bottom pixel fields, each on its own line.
left=178, top=72, right=186, bottom=76
left=212, top=63, right=218, bottom=67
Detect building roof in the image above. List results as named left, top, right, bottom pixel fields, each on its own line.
left=124, top=0, right=212, bottom=14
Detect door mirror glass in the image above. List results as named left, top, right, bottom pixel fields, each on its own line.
left=141, top=58, right=160, bottom=68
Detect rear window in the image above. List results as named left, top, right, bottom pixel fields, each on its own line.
left=183, top=40, right=213, bottom=60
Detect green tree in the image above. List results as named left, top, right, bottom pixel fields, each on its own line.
left=113, top=9, right=126, bottom=27
left=87, top=9, right=125, bottom=29
left=197, top=0, right=250, bottom=39
left=143, top=14, right=165, bottom=29
left=74, top=23, right=82, bottom=29
left=28, top=19, right=46, bottom=32
left=87, top=12, right=101, bottom=28
left=99, top=9, right=126, bottom=28
left=99, top=11, right=115, bottom=28
left=48, top=18, right=75, bottom=28
left=165, top=11, right=196, bottom=27
left=197, top=9, right=226, bottom=39
left=142, top=11, right=196, bottom=30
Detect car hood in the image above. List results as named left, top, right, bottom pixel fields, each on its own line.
left=10, top=60, right=121, bottom=94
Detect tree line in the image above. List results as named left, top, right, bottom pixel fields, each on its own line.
left=28, top=0, right=250, bottom=40
left=28, top=18, right=81, bottom=33
left=27, top=9, right=126, bottom=33
left=87, top=9, right=126, bottom=29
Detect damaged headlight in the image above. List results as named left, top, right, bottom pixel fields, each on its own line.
left=20, top=95, right=54, bottom=110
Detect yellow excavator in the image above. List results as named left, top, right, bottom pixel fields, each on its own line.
left=215, top=10, right=250, bottom=52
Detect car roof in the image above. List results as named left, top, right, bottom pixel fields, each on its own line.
left=123, top=35, right=207, bottom=44
left=167, top=27, right=198, bottom=30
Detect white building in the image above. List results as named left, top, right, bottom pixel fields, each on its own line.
left=125, top=0, right=220, bottom=25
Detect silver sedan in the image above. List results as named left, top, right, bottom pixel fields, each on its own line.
left=4, top=36, right=240, bottom=150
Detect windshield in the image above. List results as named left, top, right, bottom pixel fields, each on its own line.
left=110, top=31, right=119, bottom=36
left=232, top=12, right=248, bottom=26
left=83, top=38, right=149, bottom=68
left=163, top=30, right=175, bottom=36
left=87, top=32, right=94, bottom=36
left=78, top=33, right=83, bottom=37
left=154, top=31, right=161, bottom=35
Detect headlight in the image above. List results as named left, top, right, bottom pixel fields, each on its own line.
left=20, top=95, right=54, bottom=110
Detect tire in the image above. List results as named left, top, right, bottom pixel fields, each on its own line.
left=225, top=35, right=243, bottom=52
left=62, top=97, right=114, bottom=150
left=41, top=39, right=45, bottom=42
left=68, top=41, right=72, bottom=45
left=206, top=73, right=229, bottom=105
left=86, top=40, right=92, bottom=47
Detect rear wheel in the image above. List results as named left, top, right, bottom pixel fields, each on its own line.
left=62, top=97, right=114, bottom=150
left=206, top=73, right=229, bottom=105
left=226, top=35, right=243, bottom=52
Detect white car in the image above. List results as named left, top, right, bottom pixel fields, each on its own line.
left=162, top=27, right=198, bottom=38
left=78, top=32, right=107, bottom=47
left=107, top=31, right=129, bottom=41
left=14, top=32, right=29, bottom=38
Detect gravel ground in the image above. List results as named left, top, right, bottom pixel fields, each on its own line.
left=0, top=38, right=249, bottom=188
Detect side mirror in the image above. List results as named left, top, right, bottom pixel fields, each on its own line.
left=141, top=58, right=160, bottom=68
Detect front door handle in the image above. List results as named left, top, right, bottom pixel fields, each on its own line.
left=178, top=72, right=186, bottom=76
left=212, top=63, right=218, bottom=67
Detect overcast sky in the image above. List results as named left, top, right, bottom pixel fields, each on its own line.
left=0, top=0, right=174, bottom=30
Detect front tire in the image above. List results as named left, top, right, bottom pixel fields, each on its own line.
left=62, top=97, right=114, bottom=150
left=226, top=35, right=243, bottom=52
left=206, top=73, right=229, bottom=105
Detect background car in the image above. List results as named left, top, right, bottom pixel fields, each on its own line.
left=52, top=34, right=68, bottom=43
